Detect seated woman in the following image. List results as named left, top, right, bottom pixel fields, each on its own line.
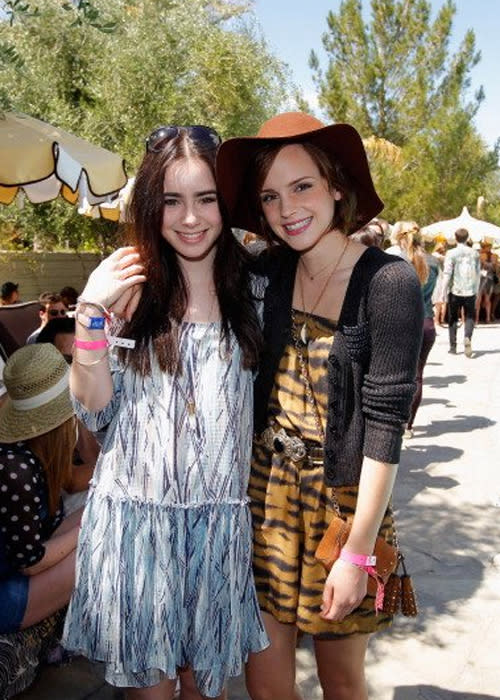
left=0, top=344, right=82, bottom=695
left=37, top=318, right=99, bottom=501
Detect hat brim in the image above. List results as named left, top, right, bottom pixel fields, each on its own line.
left=216, top=123, right=383, bottom=235
left=0, top=390, right=74, bottom=443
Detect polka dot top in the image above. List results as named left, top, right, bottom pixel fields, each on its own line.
left=0, top=442, right=63, bottom=574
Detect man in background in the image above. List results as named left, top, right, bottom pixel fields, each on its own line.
left=25, top=291, right=68, bottom=344
left=0, top=282, right=20, bottom=305
left=442, top=228, right=481, bottom=357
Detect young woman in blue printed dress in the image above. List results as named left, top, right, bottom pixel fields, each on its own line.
left=216, top=113, right=423, bottom=700
left=63, top=126, right=268, bottom=700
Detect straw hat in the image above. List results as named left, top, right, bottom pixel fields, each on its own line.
left=216, top=111, right=383, bottom=234
left=0, top=344, right=74, bottom=443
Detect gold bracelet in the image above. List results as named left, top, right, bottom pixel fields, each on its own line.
left=73, top=351, right=109, bottom=367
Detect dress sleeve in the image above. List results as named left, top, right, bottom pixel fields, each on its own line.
left=362, top=260, right=424, bottom=463
left=72, top=354, right=125, bottom=432
left=0, top=446, right=48, bottom=569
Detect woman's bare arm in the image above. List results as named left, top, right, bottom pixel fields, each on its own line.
left=71, top=247, right=145, bottom=411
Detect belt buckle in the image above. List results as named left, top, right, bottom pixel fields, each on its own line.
left=287, top=433, right=307, bottom=462
left=261, top=427, right=307, bottom=462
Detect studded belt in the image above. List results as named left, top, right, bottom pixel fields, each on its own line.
left=258, top=426, right=324, bottom=465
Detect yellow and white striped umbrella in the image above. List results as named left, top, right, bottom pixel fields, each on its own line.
left=0, top=112, right=128, bottom=207
left=79, top=177, right=135, bottom=222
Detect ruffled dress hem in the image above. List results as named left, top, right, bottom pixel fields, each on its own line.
left=63, top=490, right=268, bottom=695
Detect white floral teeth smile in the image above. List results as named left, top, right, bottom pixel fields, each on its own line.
left=284, top=217, right=312, bottom=231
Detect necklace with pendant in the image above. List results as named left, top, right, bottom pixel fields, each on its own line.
left=298, top=237, right=350, bottom=344
left=300, top=257, right=337, bottom=281
left=180, top=294, right=217, bottom=417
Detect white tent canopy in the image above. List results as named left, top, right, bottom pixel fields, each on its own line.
left=422, top=207, right=500, bottom=244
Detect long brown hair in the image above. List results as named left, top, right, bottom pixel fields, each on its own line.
left=245, top=141, right=358, bottom=245
left=27, top=417, right=75, bottom=515
left=119, top=129, right=262, bottom=375
left=391, top=221, right=429, bottom=284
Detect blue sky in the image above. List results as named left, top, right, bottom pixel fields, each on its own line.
left=252, top=0, right=499, bottom=148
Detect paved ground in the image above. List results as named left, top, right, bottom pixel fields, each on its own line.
left=17, top=323, right=500, bottom=700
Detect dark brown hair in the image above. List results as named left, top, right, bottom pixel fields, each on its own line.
left=350, top=220, right=385, bottom=248
left=59, top=286, right=79, bottom=307
left=455, top=228, right=469, bottom=244
left=245, top=141, right=358, bottom=245
left=28, top=417, right=75, bottom=515
left=38, top=291, right=64, bottom=311
left=118, top=129, right=262, bottom=374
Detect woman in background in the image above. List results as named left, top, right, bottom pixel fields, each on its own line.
left=431, top=240, right=448, bottom=326
left=388, top=222, right=438, bottom=438
left=0, top=344, right=81, bottom=635
left=476, top=240, right=498, bottom=323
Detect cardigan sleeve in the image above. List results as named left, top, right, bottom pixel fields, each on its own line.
left=361, top=259, right=423, bottom=463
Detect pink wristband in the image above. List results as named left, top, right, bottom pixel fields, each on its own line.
left=339, top=549, right=377, bottom=568
left=339, top=548, right=385, bottom=613
left=74, top=338, right=109, bottom=351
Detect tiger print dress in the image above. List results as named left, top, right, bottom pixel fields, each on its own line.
left=250, top=309, right=393, bottom=638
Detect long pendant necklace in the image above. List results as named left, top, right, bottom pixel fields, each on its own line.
left=298, top=237, right=349, bottom=344
left=181, top=293, right=217, bottom=417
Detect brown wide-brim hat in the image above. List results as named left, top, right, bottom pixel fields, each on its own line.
left=216, top=111, right=383, bottom=235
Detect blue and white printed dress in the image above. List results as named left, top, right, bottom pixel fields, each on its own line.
left=63, top=321, right=269, bottom=697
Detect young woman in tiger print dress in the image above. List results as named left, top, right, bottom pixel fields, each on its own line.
left=216, top=113, right=423, bottom=700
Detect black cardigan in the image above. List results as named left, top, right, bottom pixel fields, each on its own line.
left=252, top=245, right=424, bottom=487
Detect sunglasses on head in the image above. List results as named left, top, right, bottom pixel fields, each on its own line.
left=48, top=308, right=67, bottom=317
left=145, top=125, right=222, bottom=153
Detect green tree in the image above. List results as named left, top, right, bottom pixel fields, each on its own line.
left=310, top=0, right=481, bottom=144
left=482, top=171, right=500, bottom=225
left=396, top=106, right=498, bottom=221
left=0, top=0, right=290, bottom=249
left=310, top=0, right=499, bottom=224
